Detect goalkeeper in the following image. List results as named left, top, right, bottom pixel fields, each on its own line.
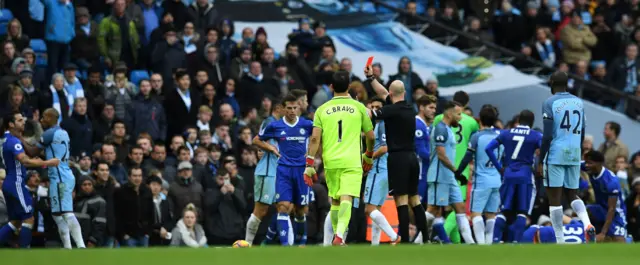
left=305, top=71, right=375, bottom=246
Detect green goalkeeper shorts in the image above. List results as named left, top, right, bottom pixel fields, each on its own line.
left=325, top=167, right=363, bottom=200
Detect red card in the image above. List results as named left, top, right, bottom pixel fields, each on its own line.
left=366, top=56, right=374, bottom=67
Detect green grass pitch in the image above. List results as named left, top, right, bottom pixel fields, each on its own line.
left=2, top=244, right=639, bottom=265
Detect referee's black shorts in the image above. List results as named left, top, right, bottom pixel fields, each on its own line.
left=387, top=151, right=419, bottom=196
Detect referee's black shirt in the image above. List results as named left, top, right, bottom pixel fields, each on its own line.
left=372, top=96, right=416, bottom=153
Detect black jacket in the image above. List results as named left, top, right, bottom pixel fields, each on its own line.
left=164, top=88, right=201, bottom=140
left=74, top=191, right=107, bottom=245
left=237, top=75, right=280, bottom=110
left=93, top=177, right=117, bottom=237
left=203, top=178, right=247, bottom=241
left=61, top=112, right=94, bottom=157
left=127, top=93, right=167, bottom=141
left=115, top=183, right=154, bottom=239
left=149, top=195, right=175, bottom=246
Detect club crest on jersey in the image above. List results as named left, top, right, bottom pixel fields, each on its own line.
left=14, top=144, right=22, bottom=151
left=299, top=128, right=305, bottom=135
left=415, top=130, right=423, bottom=137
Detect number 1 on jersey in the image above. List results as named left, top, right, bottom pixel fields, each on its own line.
left=338, top=120, right=343, bottom=142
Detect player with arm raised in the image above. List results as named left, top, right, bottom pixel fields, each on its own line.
left=363, top=97, right=400, bottom=245
left=253, top=94, right=313, bottom=246
left=0, top=112, right=60, bottom=248
left=538, top=71, right=595, bottom=244
left=485, top=109, right=541, bottom=243
left=39, top=108, right=87, bottom=249
left=582, top=150, right=627, bottom=243
left=246, top=100, right=283, bottom=246
left=456, top=106, right=502, bottom=245
left=306, top=70, right=375, bottom=246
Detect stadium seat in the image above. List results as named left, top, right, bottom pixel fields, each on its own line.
left=30, top=39, right=48, bottom=67
left=0, top=9, right=14, bottom=36
left=130, top=70, right=150, bottom=86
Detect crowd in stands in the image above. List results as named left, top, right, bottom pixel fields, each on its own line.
left=0, top=0, right=639, bottom=247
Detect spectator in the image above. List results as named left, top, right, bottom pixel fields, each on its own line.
left=63, top=63, right=85, bottom=100
left=98, top=0, right=140, bottom=70
left=72, top=152, right=93, bottom=178
left=140, top=0, right=163, bottom=47
left=237, top=109, right=258, bottom=133
left=0, top=41, right=17, bottom=77
left=199, top=130, right=212, bottom=148
left=311, top=77, right=333, bottom=110
left=73, top=176, right=107, bottom=248
left=83, top=67, right=107, bottom=117
left=237, top=145, right=257, bottom=192
left=0, top=170, right=8, bottom=227
left=128, top=79, right=167, bottom=141
left=282, top=42, right=315, bottom=94
left=236, top=27, right=254, bottom=56
left=315, top=44, right=339, bottom=71
left=101, top=143, right=128, bottom=184
left=149, top=11, right=175, bottom=55
left=625, top=178, right=640, bottom=241
left=125, top=146, right=145, bottom=175
left=21, top=48, right=46, bottom=94
left=148, top=175, right=174, bottom=246
left=166, top=135, right=185, bottom=167
left=42, top=0, right=75, bottom=79
left=200, top=44, right=225, bottom=89
left=92, top=162, right=119, bottom=247
left=493, top=1, right=526, bottom=52
left=252, top=27, right=270, bottom=61
left=181, top=21, right=200, bottom=57
left=0, top=56, right=26, bottom=98
left=1, top=19, right=31, bottom=52
left=218, top=19, right=237, bottom=69
left=193, top=70, right=210, bottom=91
left=386, top=56, right=423, bottom=104
left=397, top=1, right=421, bottom=30
left=168, top=161, right=204, bottom=218
left=106, top=67, right=135, bottom=121
left=339, top=58, right=361, bottom=83
left=61, top=97, right=93, bottom=157
left=125, top=0, right=145, bottom=36
left=46, top=73, right=74, bottom=123
left=608, top=43, right=639, bottom=109
left=597, top=121, right=630, bottom=170
left=115, top=167, right=154, bottom=247
left=560, top=11, right=597, bottom=65
left=212, top=122, right=233, bottom=153
left=199, top=26, right=219, bottom=53
left=229, top=47, right=252, bottom=80
left=71, top=7, right=100, bottom=70
left=137, top=134, right=154, bottom=159
left=200, top=83, right=219, bottom=118
left=188, top=0, right=218, bottom=32
left=615, top=155, right=631, bottom=198
left=260, top=47, right=277, bottom=79
left=582, top=134, right=595, bottom=157
left=196, top=105, right=214, bottom=132
left=94, top=102, right=116, bottom=143
left=614, top=14, right=634, bottom=53
left=1, top=85, right=33, bottom=120
left=237, top=61, right=280, bottom=110
left=203, top=168, right=246, bottom=245
left=170, top=203, right=207, bottom=247
left=107, top=120, right=131, bottom=164
left=184, top=127, right=199, bottom=158
left=165, top=70, right=201, bottom=141
left=150, top=73, right=165, bottom=99
left=220, top=79, right=240, bottom=117
left=162, top=0, right=192, bottom=30
left=152, top=25, right=188, bottom=90
left=591, top=12, right=616, bottom=63
left=531, top=28, right=557, bottom=68
left=144, top=142, right=177, bottom=183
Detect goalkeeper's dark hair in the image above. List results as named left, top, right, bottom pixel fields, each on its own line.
left=479, top=107, right=497, bottom=127
left=584, top=150, right=605, bottom=163
left=452, top=91, right=470, bottom=106
left=518, top=110, right=535, bottom=127
left=332, top=70, right=351, bottom=93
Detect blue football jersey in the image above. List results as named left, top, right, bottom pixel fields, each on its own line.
left=39, top=127, right=74, bottom=182
left=415, top=116, right=430, bottom=179
left=1, top=131, right=26, bottom=185
left=259, top=116, right=313, bottom=167
left=489, top=125, right=542, bottom=184
left=588, top=167, right=627, bottom=220
left=427, top=122, right=456, bottom=184
left=255, top=116, right=280, bottom=177
left=542, top=92, right=584, bottom=165
left=538, top=221, right=586, bottom=244
left=469, top=128, right=502, bottom=189
left=373, top=121, right=388, bottom=172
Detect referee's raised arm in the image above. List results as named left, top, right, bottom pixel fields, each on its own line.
left=364, top=65, right=389, bottom=101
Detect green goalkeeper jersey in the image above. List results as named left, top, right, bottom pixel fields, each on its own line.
left=313, top=96, right=374, bottom=169
left=432, top=112, right=479, bottom=178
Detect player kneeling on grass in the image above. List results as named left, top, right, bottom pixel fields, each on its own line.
left=246, top=100, right=284, bottom=246
left=456, top=106, right=502, bottom=245
left=582, top=151, right=628, bottom=243
left=254, top=95, right=313, bottom=246
left=426, top=102, right=475, bottom=244
left=363, top=98, right=399, bottom=245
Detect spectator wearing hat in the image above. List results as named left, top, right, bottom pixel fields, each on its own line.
left=560, top=11, right=597, bottom=65
left=71, top=7, right=100, bottom=71
left=41, top=0, right=75, bottom=80
left=72, top=152, right=93, bottom=178
left=74, top=176, right=107, bottom=247
left=188, top=0, right=219, bottom=32
left=0, top=57, right=27, bottom=99
left=61, top=97, right=93, bottom=157
left=218, top=19, right=237, bottom=69
left=251, top=27, right=270, bottom=61
left=148, top=175, right=174, bottom=246
left=63, top=63, right=85, bottom=99
left=98, top=0, right=141, bottom=70
left=236, top=27, right=255, bottom=57
left=115, top=167, right=154, bottom=247
left=162, top=0, right=193, bottom=30
left=203, top=167, right=246, bottom=245
left=0, top=19, right=31, bottom=53
left=127, top=79, right=167, bottom=141
left=168, top=161, right=204, bottom=218
left=151, top=24, right=188, bottom=87
left=20, top=48, right=45, bottom=91
left=164, top=70, right=201, bottom=141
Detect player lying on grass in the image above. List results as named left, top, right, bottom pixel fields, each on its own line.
left=581, top=150, right=627, bottom=243
left=521, top=215, right=587, bottom=244
left=456, top=106, right=502, bottom=245
left=254, top=95, right=313, bottom=246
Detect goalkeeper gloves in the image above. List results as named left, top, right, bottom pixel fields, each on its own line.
left=303, top=156, right=317, bottom=187
left=362, top=151, right=374, bottom=173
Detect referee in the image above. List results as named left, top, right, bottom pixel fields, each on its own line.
left=365, top=66, right=427, bottom=243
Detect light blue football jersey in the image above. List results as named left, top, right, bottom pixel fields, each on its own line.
left=40, top=127, right=74, bottom=182
left=255, top=116, right=279, bottom=177
left=542, top=92, right=584, bottom=165
left=372, top=121, right=387, bottom=172
left=469, top=128, right=502, bottom=189
left=427, top=122, right=457, bottom=184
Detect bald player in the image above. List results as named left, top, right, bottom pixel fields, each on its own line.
left=26, top=108, right=86, bottom=248
left=367, top=66, right=427, bottom=244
